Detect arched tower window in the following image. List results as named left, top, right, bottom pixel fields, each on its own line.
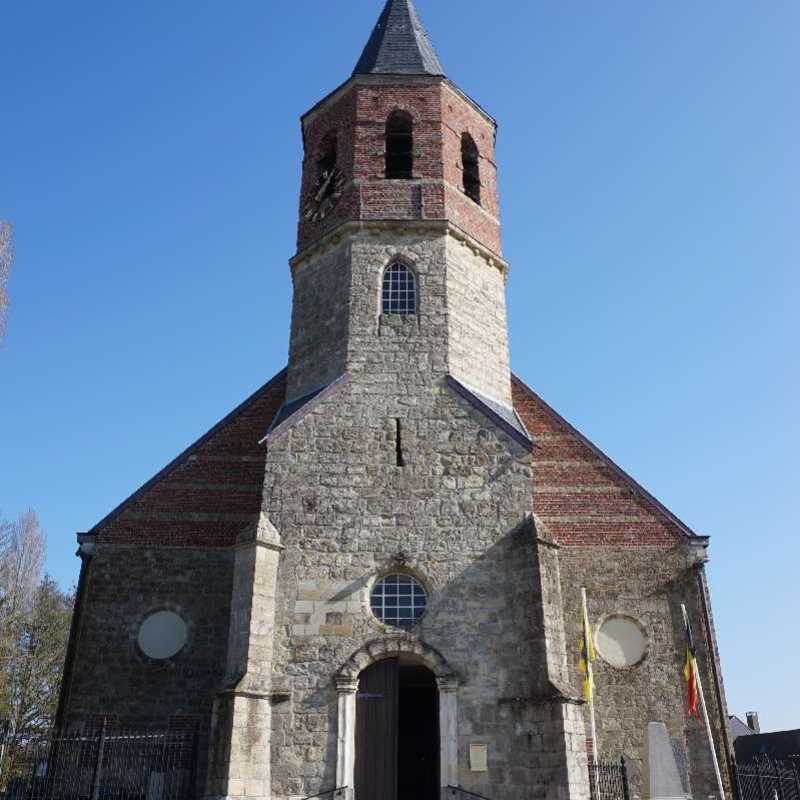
left=385, top=111, right=414, bottom=179
left=381, top=263, right=417, bottom=315
left=315, top=132, right=338, bottom=199
left=461, top=133, right=481, bottom=204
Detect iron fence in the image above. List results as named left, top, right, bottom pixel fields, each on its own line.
left=588, top=757, right=631, bottom=800
left=446, top=786, right=494, bottom=800
left=298, top=790, right=347, bottom=800
left=732, top=756, right=800, bottom=800
left=0, top=722, right=198, bottom=800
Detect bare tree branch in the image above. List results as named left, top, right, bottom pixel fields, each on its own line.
left=0, top=221, right=13, bottom=345
left=0, top=511, right=45, bottom=626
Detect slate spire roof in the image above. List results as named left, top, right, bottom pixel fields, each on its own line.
left=353, top=0, right=445, bottom=77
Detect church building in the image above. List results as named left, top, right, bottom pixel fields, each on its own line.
left=57, top=2, right=733, bottom=799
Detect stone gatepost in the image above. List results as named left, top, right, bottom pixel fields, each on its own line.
left=206, top=514, right=283, bottom=800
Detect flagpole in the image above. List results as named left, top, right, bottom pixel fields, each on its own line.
left=681, top=603, right=726, bottom=800
left=582, top=588, right=600, bottom=799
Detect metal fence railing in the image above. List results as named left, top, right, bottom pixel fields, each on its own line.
left=588, top=757, right=631, bottom=800
left=732, top=756, right=800, bottom=800
left=0, top=722, right=198, bottom=800
left=446, top=786, right=494, bottom=800
left=298, top=789, right=347, bottom=800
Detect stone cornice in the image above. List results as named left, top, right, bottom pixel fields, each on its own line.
left=290, top=219, right=508, bottom=276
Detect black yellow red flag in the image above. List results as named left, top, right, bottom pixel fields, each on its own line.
left=683, top=615, right=700, bottom=717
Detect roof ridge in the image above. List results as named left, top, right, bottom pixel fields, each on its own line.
left=511, top=373, right=703, bottom=541
left=353, top=0, right=445, bottom=77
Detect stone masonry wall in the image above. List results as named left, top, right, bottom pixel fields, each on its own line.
left=513, top=377, right=731, bottom=798
left=290, top=227, right=512, bottom=415
left=263, top=224, right=586, bottom=800
left=445, top=236, right=512, bottom=408
left=559, top=546, right=731, bottom=800
left=345, top=230, right=450, bottom=381
left=263, top=372, right=581, bottom=800
left=62, top=545, right=234, bottom=731
left=287, top=245, right=352, bottom=401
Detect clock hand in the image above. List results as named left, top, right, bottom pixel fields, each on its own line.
left=314, top=170, right=334, bottom=202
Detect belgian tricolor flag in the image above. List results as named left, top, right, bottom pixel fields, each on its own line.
left=683, top=615, right=700, bottom=717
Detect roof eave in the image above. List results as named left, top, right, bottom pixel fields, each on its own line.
left=300, top=75, right=496, bottom=131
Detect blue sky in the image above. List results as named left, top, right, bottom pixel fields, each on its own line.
left=2, top=1, right=797, bottom=731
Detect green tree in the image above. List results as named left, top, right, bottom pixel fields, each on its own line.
left=0, top=514, right=74, bottom=790
left=5, top=577, right=74, bottom=739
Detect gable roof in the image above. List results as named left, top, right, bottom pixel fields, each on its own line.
left=512, top=374, right=703, bottom=546
left=86, top=370, right=287, bottom=546
left=730, top=715, right=757, bottom=739
left=353, top=0, right=446, bottom=77
left=85, top=367, right=703, bottom=550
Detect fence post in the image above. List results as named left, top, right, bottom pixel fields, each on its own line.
left=731, top=757, right=744, bottom=800
left=90, top=718, right=107, bottom=800
left=621, top=756, right=631, bottom=800
left=188, top=730, right=200, bottom=800
left=755, top=758, right=767, bottom=800
left=773, top=758, right=786, bottom=800
left=792, top=761, right=800, bottom=800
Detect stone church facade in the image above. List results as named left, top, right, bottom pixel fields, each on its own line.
left=56, top=2, right=733, bottom=800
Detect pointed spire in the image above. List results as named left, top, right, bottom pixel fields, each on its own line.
left=353, top=0, right=445, bottom=77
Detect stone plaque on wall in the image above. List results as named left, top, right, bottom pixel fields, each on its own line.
left=470, top=744, right=488, bottom=772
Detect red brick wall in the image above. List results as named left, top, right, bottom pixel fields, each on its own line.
left=92, top=370, right=690, bottom=550
left=512, top=376, right=688, bottom=547
left=297, top=78, right=501, bottom=255
left=92, top=371, right=286, bottom=547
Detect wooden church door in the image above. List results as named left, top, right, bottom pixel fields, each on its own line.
left=355, top=658, right=399, bottom=800
left=354, top=659, right=440, bottom=800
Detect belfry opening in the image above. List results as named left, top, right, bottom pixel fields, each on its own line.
left=355, top=658, right=440, bottom=800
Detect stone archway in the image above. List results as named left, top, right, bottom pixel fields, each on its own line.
left=335, top=636, right=459, bottom=799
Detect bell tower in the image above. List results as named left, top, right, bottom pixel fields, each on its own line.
left=286, top=0, right=513, bottom=411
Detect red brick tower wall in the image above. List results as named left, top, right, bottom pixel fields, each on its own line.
left=297, top=77, right=501, bottom=256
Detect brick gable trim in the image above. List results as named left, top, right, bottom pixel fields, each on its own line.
left=512, top=373, right=705, bottom=543
left=86, top=368, right=287, bottom=539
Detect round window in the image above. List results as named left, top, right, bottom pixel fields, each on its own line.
left=137, top=610, right=188, bottom=660
left=370, top=574, right=427, bottom=627
left=595, top=615, right=647, bottom=668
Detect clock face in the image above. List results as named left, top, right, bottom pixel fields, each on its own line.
left=303, top=167, right=345, bottom=222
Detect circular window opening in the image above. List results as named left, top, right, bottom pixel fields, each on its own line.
left=137, top=610, right=188, bottom=660
left=595, top=615, right=647, bottom=668
left=370, top=574, right=427, bottom=628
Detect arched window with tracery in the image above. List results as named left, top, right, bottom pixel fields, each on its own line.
left=381, top=262, right=417, bottom=315
left=461, top=133, right=481, bottom=204
left=385, top=111, right=414, bottom=179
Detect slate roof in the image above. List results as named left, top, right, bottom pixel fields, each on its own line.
left=730, top=715, right=757, bottom=740
left=353, top=0, right=445, bottom=77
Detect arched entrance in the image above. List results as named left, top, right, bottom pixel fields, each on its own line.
left=354, top=658, right=439, bottom=800
left=335, top=637, right=459, bottom=800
